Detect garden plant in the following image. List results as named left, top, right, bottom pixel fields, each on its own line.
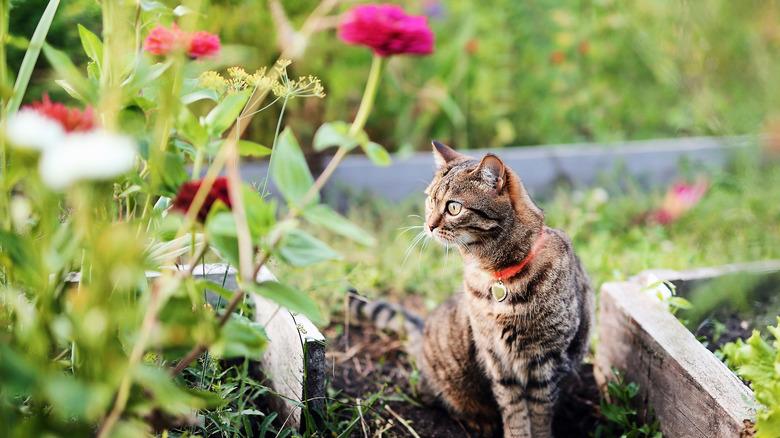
left=2, top=1, right=780, bottom=437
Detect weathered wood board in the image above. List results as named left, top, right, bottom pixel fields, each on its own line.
left=194, top=264, right=326, bottom=431
left=595, top=280, right=757, bottom=438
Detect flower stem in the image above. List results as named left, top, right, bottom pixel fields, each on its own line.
left=349, top=55, right=382, bottom=137
left=260, top=95, right=289, bottom=198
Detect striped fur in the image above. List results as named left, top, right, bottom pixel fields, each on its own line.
left=352, top=143, right=594, bottom=437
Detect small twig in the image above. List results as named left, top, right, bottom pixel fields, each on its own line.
left=384, top=404, right=420, bottom=438
left=357, top=398, right=368, bottom=438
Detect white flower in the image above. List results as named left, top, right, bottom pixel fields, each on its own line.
left=5, top=109, right=65, bottom=151
left=38, top=130, right=137, bottom=190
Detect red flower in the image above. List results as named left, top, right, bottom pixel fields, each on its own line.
left=144, top=24, right=182, bottom=56
left=338, top=4, right=434, bottom=57
left=172, top=177, right=232, bottom=222
left=550, top=51, right=566, bottom=65
left=187, top=31, right=221, bottom=59
left=651, top=180, right=709, bottom=225
left=26, top=94, right=95, bottom=133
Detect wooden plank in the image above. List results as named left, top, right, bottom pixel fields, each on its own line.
left=595, top=281, right=756, bottom=438
left=251, top=266, right=326, bottom=430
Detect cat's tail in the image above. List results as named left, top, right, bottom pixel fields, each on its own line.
left=347, top=288, right=424, bottom=338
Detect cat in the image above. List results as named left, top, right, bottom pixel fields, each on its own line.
left=349, top=141, right=594, bottom=437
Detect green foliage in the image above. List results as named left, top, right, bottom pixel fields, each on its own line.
left=595, top=369, right=662, bottom=438
left=1, top=0, right=389, bottom=435
left=722, top=319, right=780, bottom=438
left=270, top=127, right=317, bottom=207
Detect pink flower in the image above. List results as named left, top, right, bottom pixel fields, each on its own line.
left=26, top=94, right=95, bottom=133
left=651, top=180, right=709, bottom=225
left=338, top=4, right=434, bottom=57
left=144, top=24, right=181, bottom=56
left=188, top=31, right=221, bottom=59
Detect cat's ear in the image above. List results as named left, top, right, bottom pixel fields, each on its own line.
left=432, top=141, right=467, bottom=168
left=473, top=153, right=506, bottom=192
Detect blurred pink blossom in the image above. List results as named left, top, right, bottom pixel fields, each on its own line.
left=338, top=4, right=434, bottom=57
left=144, top=25, right=220, bottom=59
left=188, top=31, right=221, bottom=59
left=651, top=179, right=709, bottom=225
left=144, top=24, right=182, bottom=56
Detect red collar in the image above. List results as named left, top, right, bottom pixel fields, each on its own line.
left=493, top=232, right=547, bottom=282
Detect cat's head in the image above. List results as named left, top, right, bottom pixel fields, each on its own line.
left=424, top=141, right=543, bottom=252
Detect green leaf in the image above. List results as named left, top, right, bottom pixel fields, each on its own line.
left=159, top=152, right=189, bottom=197
left=363, top=141, right=392, bottom=167
left=205, top=90, right=251, bottom=137
left=242, top=185, right=276, bottom=243
left=210, top=314, right=268, bottom=359
left=77, top=24, right=103, bottom=70
left=43, top=374, right=111, bottom=421
left=6, top=0, right=59, bottom=114
left=134, top=365, right=220, bottom=416
left=43, top=43, right=95, bottom=103
left=177, top=107, right=208, bottom=148
left=721, top=318, right=780, bottom=438
left=182, top=89, right=220, bottom=104
left=206, top=211, right=240, bottom=268
left=667, top=296, right=692, bottom=310
left=194, top=279, right=235, bottom=304
left=238, top=140, right=272, bottom=157
left=125, top=60, right=172, bottom=98
left=0, top=344, right=39, bottom=396
left=243, top=280, right=324, bottom=325
left=302, top=204, right=376, bottom=246
left=278, top=229, right=341, bottom=267
left=270, top=128, right=317, bottom=206
left=313, top=121, right=358, bottom=151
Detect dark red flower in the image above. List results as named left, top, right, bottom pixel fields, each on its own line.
left=338, top=4, right=434, bottom=57
left=188, top=31, right=221, bottom=59
left=172, top=177, right=232, bottom=222
left=26, top=94, right=95, bottom=133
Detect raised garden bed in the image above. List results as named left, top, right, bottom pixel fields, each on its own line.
left=595, top=260, right=780, bottom=437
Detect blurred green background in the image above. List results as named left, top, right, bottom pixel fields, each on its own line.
left=9, top=0, right=780, bottom=153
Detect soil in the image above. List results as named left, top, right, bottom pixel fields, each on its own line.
left=325, top=322, right=602, bottom=437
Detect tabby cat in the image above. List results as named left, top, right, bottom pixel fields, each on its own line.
left=350, top=141, right=594, bottom=437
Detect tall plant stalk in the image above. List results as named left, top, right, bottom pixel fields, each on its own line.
left=5, top=0, right=60, bottom=115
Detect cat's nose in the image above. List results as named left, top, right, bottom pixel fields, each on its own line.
left=428, top=222, right=437, bottom=232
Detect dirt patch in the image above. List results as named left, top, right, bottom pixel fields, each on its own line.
left=325, top=323, right=601, bottom=437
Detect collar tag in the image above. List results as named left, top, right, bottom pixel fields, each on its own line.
left=491, top=280, right=508, bottom=302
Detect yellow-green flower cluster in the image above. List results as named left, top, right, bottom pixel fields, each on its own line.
left=272, top=59, right=326, bottom=99
left=197, top=60, right=324, bottom=100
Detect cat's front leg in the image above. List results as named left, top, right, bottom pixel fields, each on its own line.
left=480, top=349, right=532, bottom=438
left=491, top=380, right=532, bottom=438
left=524, top=356, right=564, bottom=438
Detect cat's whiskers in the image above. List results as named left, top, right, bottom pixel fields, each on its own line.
left=397, top=224, right=424, bottom=237
left=403, top=231, right=427, bottom=265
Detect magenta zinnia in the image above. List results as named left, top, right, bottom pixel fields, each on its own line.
left=338, top=4, right=434, bottom=57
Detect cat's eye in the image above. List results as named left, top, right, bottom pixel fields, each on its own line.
left=446, top=201, right=462, bottom=216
